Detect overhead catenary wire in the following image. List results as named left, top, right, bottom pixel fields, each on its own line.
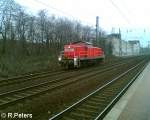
left=107, top=0, right=143, bottom=44
left=33, top=0, right=95, bottom=27
left=32, top=0, right=133, bottom=30
left=108, top=0, right=132, bottom=26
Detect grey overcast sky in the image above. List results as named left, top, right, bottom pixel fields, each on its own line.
left=15, top=0, right=150, bottom=47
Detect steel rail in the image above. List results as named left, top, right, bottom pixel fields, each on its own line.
left=48, top=59, right=148, bottom=120
left=0, top=57, right=136, bottom=88
left=0, top=56, right=142, bottom=88
left=94, top=61, right=148, bottom=120
left=0, top=70, right=65, bottom=86
left=0, top=59, right=136, bottom=108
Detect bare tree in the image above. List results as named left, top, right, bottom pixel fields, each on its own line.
left=0, top=0, right=108, bottom=57
left=0, top=0, right=21, bottom=54
left=73, top=22, right=82, bottom=41
left=15, top=10, right=29, bottom=55
left=26, top=16, right=36, bottom=54
left=82, top=26, right=92, bottom=42
left=37, top=10, right=48, bottom=53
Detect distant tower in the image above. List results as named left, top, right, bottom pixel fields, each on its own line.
left=96, top=16, right=99, bottom=43
left=119, top=28, right=121, bottom=39
left=119, top=28, right=122, bottom=56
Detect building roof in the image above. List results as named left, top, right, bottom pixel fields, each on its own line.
left=107, top=33, right=121, bottom=39
left=128, top=40, right=140, bottom=44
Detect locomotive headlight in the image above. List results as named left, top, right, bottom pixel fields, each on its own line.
left=74, top=57, right=77, bottom=61
left=58, top=56, right=62, bottom=61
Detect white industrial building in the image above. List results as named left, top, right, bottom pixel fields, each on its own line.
left=128, top=40, right=140, bottom=55
left=107, top=34, right=140, bottom=56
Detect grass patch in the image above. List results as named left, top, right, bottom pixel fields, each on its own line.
left=0, top=54, right=59, bottom=78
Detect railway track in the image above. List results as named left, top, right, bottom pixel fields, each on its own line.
left=48, top=59, right=148, bottom=120
left=0, top=57, right=142, bottom=109
left=0, top=70, right=66, bottom=87
left=0, top=56, right=142, bottom=88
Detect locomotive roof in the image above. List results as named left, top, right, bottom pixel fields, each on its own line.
left=71, top=41, right=92, bottom=45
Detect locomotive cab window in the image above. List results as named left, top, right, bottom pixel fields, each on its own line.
left=65, top=48, right=74, bottom=52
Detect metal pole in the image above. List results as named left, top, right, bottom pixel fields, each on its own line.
left=96, top=16, right=99, bottom=45
left=119, top=28, right=122, bottom=56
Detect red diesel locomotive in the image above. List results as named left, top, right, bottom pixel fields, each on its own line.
left=58, top=41, right=105, bottom=68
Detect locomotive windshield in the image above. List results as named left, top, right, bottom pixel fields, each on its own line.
left=65, top=48, right=74, bottom=52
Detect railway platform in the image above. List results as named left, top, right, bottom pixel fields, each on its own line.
left=104, top=61, right=150, bottom=120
